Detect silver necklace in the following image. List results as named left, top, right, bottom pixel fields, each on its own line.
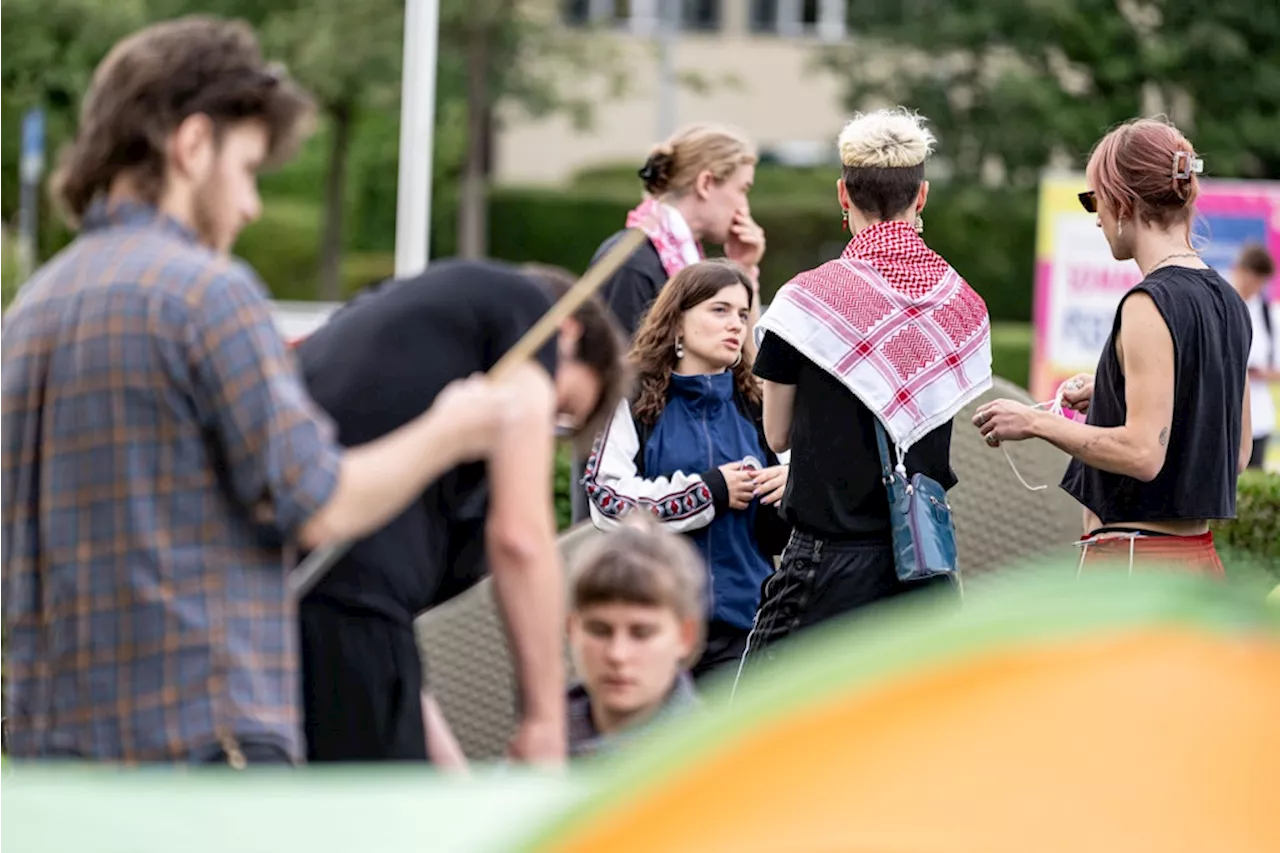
left=1144, top=250, right=1200, bottom=276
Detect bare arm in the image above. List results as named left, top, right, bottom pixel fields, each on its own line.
left=485, top=363, right=567, bottom=766
left=762, top=380, right=797, bottom=453
left=1031, top=293, right=1174, bottom=482
left=422, top=691, right=469, bottom=773
left=298, top=377, right=507, bottom=550
left=1239, top=382, right=1253, bottom=474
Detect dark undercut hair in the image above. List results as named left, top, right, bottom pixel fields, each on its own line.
left=842, top=164, right=925, bottom=221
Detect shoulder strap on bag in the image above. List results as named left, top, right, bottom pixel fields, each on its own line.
left=872, top=419, right=895, bottom=482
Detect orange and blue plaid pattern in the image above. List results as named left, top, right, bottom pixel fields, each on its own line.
left=1, top=201, right=342, bottom=763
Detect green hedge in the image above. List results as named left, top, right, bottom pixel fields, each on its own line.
left=224, top=173, right=1037, bottom=322
left=1214, top=470, right=1280, bottom=583
left=457, top=183, right=1037, bottom=322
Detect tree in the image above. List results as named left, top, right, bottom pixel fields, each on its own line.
left=441, top=1, right=627, bottom=258
left=820, top=0, right=1280, bottom=186
left=259, top=0, right=404, bottom=300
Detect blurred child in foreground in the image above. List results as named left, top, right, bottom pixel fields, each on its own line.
left=567, top=517, right=706, bottom=758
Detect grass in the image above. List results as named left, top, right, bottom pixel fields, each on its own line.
left=990, top=321, right=1033, bottom=388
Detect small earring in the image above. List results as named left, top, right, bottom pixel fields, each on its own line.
left=1117, top=219, right=1124, bottom=238
left=841, top=209, right=849, bottom=232
left=914, top=214, right=924, bottom=234
left=674, top=336, right=684, bottom=359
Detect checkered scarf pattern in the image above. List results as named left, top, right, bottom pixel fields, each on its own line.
left=626, top=197, right=705, bottom=278
left=755, top=220, right=993, bottom=451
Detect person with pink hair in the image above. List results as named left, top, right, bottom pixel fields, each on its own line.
left=975, top=117, right=1254, bottom=575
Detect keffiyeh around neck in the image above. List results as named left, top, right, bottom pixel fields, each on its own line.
left=755, top=220, right=993, bottom=453
left=626, top=197, right=704, bottom=278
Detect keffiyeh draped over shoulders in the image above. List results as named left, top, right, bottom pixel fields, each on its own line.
left=755, top=220, right=992, bottom=452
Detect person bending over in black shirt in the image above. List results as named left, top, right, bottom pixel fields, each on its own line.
left=295, top=259, right=628, bottom=767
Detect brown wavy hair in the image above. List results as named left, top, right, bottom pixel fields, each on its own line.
left=631, top=259, right=761, bottom=425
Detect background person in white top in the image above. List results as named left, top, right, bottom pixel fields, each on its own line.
left=1230, top=243, right=1279, bottom=470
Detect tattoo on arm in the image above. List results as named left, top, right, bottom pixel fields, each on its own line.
left=1159, top=427, right=1169, bottom=447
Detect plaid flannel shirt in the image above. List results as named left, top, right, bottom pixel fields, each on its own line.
left=1, top=201, right=342, bottom=763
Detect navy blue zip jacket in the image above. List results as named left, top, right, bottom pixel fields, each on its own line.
left=581, top=370, right=791, bottom=629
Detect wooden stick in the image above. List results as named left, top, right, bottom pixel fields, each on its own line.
left=287, top=227, right=650, bottom=598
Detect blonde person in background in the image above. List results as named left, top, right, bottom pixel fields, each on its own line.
left=591, top=123, right=767, bottom=340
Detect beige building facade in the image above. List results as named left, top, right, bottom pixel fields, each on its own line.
left=494, top=0, right=856, bottom=185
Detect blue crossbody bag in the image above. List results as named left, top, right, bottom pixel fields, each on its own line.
left=873, top=420, right=961, bottom=587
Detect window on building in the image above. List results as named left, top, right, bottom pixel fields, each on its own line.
left=563, top=0, right=590, bottom=25
left=681, top=0, right=721, bottom=30
left=751, top=0, right=843, bottom=37
left=749, top=0, right=776, bottom=32
left=562, top=0, right=631, bottom=27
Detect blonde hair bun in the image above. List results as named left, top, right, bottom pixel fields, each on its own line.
left=837, top=107, right=936, bottom=169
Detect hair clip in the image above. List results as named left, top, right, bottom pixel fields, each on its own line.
left=1172, top=151, right=1203, bottom=180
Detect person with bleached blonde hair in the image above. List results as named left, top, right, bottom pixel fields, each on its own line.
left=737, top=108, right=993, bottom=667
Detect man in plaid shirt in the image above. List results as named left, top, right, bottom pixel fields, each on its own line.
left=1, top=17, right=512, bottom=766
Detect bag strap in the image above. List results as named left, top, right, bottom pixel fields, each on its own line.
left=872, top=418, right=896, bottom=484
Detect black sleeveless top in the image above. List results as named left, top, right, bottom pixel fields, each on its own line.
left=1060, top=266, right=1252, bottom=524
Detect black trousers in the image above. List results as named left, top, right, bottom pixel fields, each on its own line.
left=300, top=600, right=428, bottom=763
left=690, top=619, right=750, bottom=685
left=1248, top=435, right=1270, bottom=470
left=740, top=530, right=955, bottom=670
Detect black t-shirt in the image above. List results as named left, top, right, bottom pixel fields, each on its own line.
left=296, top=258, right=558, bottom=623
left=753, top=332, right=957, bottom=540
left=593, top=229, right=667, bottom=338
left=1061, top=266, right=1252, bottom=524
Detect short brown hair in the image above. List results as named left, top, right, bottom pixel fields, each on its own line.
left=521, top=263, right=632, bottom=447
left=1237, top=243, right=1275, bottom=278
left=570, top=516, right=708, bottom=664
left=50, top=15, right=316, bottom=226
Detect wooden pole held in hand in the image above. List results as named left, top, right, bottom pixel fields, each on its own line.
left=287, top=227, right=651, bottom=598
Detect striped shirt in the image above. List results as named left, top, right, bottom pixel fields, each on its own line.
left=1, top=200, right=342, bottom=763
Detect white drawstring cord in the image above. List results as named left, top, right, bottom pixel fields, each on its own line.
left=1074, top=531, right=1140, bottom=577
left=1001, top=380, right=1074, bottom=491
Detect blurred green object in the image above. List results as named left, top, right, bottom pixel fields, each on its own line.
left=4, top=568, right=1277, bottom=853
left=3, top=764, right=589, bottom=853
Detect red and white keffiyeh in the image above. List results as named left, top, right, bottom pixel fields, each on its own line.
left=756, top=220, right=992, bottom=453
left=626, top=197, right=704, bottom=278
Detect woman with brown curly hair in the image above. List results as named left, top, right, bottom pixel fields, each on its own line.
left=582, top=259, right=791, bottom=682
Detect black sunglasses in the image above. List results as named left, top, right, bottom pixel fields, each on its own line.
left=1078, top=190, right=1097, bottom=214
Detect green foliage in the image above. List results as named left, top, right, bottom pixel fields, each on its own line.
left=554, top=443, right=574, bottom=532
left=1214, top=471, right=1280, bottom=583
left=222, top=168, right=1038, bottom=321
left=989, top=323, right=1032, bottom=389
left=825, top=0, right=1280, bottom=184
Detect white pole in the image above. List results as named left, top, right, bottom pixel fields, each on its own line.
left=656, top=0, right=678, bottom=140
left=394, top=0, right=440, bottom=279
